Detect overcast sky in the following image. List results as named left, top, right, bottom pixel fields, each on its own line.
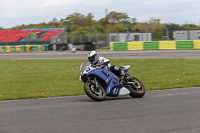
left=1, top=0, right=200, bottom=28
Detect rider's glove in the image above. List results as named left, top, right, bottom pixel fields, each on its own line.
left=120, top=70, right=125, bottom=76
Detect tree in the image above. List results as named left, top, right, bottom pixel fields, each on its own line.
left=85, top=13, right=94, bottom=26
left=63, top=13, right=85, bottom=26
left=106, top=11, right=133, bottom=25
left=5, top=10, right=200, bottom=41
left=99, top=11, right=136, bottom=32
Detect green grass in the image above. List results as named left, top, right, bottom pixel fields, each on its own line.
left=0, top=59, right=200, bottom=100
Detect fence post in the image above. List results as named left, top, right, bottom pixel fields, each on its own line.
left=6, top=35, right=8, bottom=45
left=87, top=32, right=91, bottom=42
left=125, top=28, right=130, bottom=42
left=71, top=33, right=74, bottom=43
left=27, top=33, right=30, bottom=45
left=165, top=27, right=169, bottom=40
left=96, top=31, right=99, bottom=49
left=114, top=29, right=119, bottom=42
left=79, top=32, right=82, bottom=43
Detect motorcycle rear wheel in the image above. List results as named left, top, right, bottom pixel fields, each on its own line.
left=84, top=81, right=106, bottom=101
left=126, top=77, right=145, bottom=98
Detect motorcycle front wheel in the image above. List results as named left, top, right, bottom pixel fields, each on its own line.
left=84, top=81, right=106, bottom=101
left=126, top=77, right=145, bottom=98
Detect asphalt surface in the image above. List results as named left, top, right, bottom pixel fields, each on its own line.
left=0, top=50, right=200, bottom=133
left=0, top=50, right=200, bottom=59
left=0, top=87, right=200, bottom=133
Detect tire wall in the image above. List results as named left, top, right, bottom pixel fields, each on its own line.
left=0, top=44, right=49, bottom=52
left=111, top=40, right=200, bottom=50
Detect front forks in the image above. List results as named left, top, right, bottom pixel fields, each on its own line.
left=87, top=77, right=98, bottom=88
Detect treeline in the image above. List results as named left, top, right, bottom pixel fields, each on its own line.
left=3, top=11, right=200, bottom=40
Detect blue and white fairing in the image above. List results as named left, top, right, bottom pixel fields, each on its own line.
left=80, top=62, right=129, bottom=97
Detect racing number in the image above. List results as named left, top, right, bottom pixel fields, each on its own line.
left=86, top=67, right=90, bottom=72
left=112, top=88, right=119, bottom=95
left=108, top=87, right=119, bottom=95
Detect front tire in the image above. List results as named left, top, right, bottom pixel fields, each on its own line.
left=84, top=81, right=106, bottom=101
left=125, top=77, right=145, bottom=98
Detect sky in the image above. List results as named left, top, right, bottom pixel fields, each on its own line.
left=1, top=0, right=200, bottom=28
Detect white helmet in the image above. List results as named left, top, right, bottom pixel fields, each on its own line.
left=88, top=50, right=99, bottom=65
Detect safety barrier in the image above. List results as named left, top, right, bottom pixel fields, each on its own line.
left=128, top=42, right=143, bottom=50
left=0, top=44, right=49, bottom=53
left=38, top=45, right=42, bottom=51
left=176, top=41, right=193, bottom=50
left=111, top=40, right=200, bottom=50
left=20, top=45, right=26, bottom=52
left=42, top=44, right=49, bottom=51
left=5, top=46, right=11, bottom=52
left=113, top=42, right=127, bottom=50
left=32, top=45, right=39, bottom=51
left=1, top=46, right=5, bottom=52
left=143, top=41, right=159, bottom=50
left=193, top=40, right=200, bottom=49
left=159, top=41, right=176, bottom=50
left=15, top=46, right=20, bottom=52
left=25, top=45, right=32, bottom=52
left=110, top=42, right=114, bottom=51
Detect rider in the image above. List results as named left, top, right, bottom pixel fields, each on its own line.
left=87, top=50, right=125, bottom=77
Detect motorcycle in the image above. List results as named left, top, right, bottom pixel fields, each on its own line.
left=79, top=61, right=145, bottom=101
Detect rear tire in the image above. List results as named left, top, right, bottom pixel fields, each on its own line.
left=84, top=81, right=106, bottom=101
left=126, top=77, right=145, bottom=98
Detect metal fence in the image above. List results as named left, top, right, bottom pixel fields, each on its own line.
left=67, top=32, right=107, bottom=48
left=3, top=28, right=200, bottom=49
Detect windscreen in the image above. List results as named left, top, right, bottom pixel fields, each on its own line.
left=80, top=61, right=90, bottom=72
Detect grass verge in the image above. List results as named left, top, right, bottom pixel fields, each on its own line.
left=0, top=59, right=200, bottom=100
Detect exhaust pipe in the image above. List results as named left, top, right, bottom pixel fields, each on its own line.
left=124, top=82, right=138, bottom=88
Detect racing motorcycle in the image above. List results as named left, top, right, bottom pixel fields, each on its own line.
left=79, top=61, right=145, bottom=101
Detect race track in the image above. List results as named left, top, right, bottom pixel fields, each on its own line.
left=0, top=87, right=200, bottom=133
left=0, top=50, right=200, bottom=133
left=0, top=50, right=200, bottom=59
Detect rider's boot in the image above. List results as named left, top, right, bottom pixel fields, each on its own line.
left=119, top=71, right=126, bottom=86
